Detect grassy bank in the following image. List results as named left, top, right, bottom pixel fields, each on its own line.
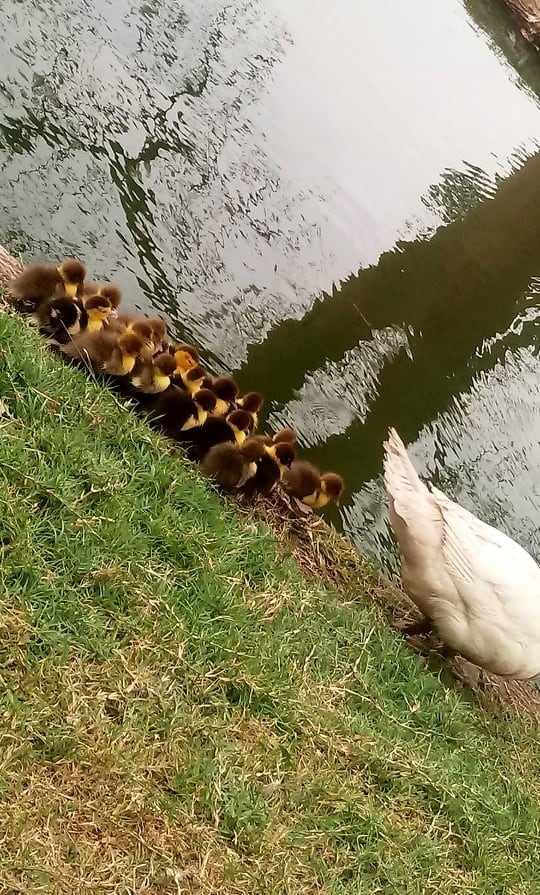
left=0, top=311, right=539, bottom=894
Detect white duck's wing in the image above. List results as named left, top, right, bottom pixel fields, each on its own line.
left=432, top=488, right=540, bottom=676
left=433, top=486, right=540, bottom=592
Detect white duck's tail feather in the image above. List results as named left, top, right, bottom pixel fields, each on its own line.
left=383, top=428, right=430, bottom=527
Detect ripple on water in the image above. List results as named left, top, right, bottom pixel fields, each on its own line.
left=343, top=345, right=540, bottom=576
left=268, top=325, right=412, bottom=447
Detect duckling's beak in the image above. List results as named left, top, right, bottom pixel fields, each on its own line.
left=64, top=283, right=78, bottom=298
left=110, top=307, right=119, bottom=319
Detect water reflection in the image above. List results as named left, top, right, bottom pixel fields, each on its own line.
left=268, top=326, right=412, bottom=447
left=0, top=0, right=540, bottom=568
left=345, top=344, right=540, bottom=574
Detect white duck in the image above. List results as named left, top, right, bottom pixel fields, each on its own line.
left=383, top=428, right=540, bottom=680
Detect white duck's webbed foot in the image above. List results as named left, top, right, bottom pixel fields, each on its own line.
left=448, top=654, right=483, bottom=689
left=396, top=616, right=433, bottom=637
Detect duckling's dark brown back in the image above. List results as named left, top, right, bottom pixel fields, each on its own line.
left=179, top=414, right=237, bottom=462
left=201, top=443, right=245, bottom=490
left=146, top=385, right=197, bottom=437
left=9, top=263, right=63, bottom=309
left=240, top=451, right=282, bottom=499
left=212, top=376, right=239, bottom=402
left=282, top=460, right=321, bottom=500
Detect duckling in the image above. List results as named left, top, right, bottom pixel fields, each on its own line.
left=103, top=332, right=147, bottom=376
left=181, top=409, right=255, bottom=461
left=241, top=441, right=296, bottom=499
left=145, top=316, right=167, bottom=351
left=106, top=317, right=157, bottom=359
left=33, top=296, right=88, bottom=345
left=273, top=427, right=297, bottom=445
left=250, top=427, right=297, bottom=448
left=236, top=391, right=264, bottom=426
left=168, top=343, right=200, bottom=373
left=130, top=351, right=178, bottom=394
left=118, top=320, right=156, bottom=358
left=9, top=258, right=86, bottom=310
left=61, top=329, right=146, bottom=375
left=202, top=438, right=267, bottom=490
left=282, top=460, right=319, bottom=501
left=181, top=364, right=208, bottom=395
left=147, top=387, right=217, bottom=439
left=208, top=376, right=239, bottom=416
left=114, top=314, right=168, bottom=352
left=306, top=473, right=344, bottom=509
left=85, top=295, right=114, bottom=333
left=283, top=461, right=344, bottom=508
left=82, top=283, right=122, bottom=316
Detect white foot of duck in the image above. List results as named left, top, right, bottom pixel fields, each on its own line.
left=383, top=428, right=540, bottom=680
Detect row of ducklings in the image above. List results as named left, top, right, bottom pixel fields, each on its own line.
left=8, top=257, right=345, bottom=508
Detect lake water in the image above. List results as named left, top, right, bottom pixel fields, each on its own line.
left=1, top=0, right=539, bottom=572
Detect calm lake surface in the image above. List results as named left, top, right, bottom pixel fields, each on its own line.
left=1, top=0, right=539, bottom=572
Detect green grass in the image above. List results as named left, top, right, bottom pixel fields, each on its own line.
left=0, top=311, right=538, bottom=894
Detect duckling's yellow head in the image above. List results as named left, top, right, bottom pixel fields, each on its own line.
left=174, top=349, right=198, bottom=375
left=57, top=258, right=86, bottom=298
